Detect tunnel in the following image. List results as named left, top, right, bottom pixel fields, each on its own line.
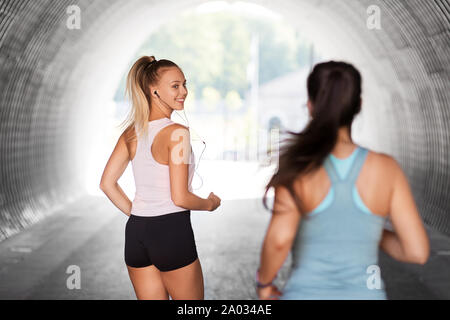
left=0, top=0, right=449, bottom=299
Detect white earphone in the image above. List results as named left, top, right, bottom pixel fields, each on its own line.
left=154, top=90, right=206, bottom=190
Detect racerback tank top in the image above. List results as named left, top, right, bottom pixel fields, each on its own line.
left=281, top=147, right=387, bottom=300
left=130, top=118, right=195, bottom=217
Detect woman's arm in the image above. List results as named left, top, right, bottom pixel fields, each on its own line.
left=380, top=158, right=429, bottom=264
left=380, top=229, right=419, bottom=263
left=258, top=185, right=301, bottom=299
left=99, top=131, right=133, bottom=216
left=167, top=124, right=220, bottom=212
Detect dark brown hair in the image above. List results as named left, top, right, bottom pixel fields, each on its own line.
left=263, top=61, right=362, bottom=214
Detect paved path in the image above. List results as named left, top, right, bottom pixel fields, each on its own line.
left=0, top=195, right=449, bottom=299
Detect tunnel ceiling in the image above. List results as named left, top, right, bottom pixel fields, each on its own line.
left=0, top=0, right=449, bottom=242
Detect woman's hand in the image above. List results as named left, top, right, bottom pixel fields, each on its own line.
left=207, top=192, right=221, bottom=211
left=257, top=285, right=282, bottom=300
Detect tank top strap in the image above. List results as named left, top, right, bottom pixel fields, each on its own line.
left=323, top=156, right=340, bottom=184
left=146, top=119, right=179, bottom=163
left=133, top=118, right=176, bottom=162
left=148, top=118, right=177, bottom=142
left=345, top=147, right=369, bottom=184
left=133, top=125, right=149, bottom=160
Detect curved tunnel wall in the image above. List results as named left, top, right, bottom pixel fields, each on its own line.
left=0, top=0, right=449, bottom=242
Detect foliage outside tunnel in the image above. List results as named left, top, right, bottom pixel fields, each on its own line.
left=113, top=10, right=314, bottom=161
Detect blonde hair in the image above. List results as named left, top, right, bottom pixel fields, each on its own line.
left=119, top=56, right=180, bottom=142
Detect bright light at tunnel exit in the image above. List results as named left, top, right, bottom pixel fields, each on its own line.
left=85, top=1, right=336, bottom=201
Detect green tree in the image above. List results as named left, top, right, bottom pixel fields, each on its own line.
left=114, top=11, right=312, bottom=102
left=244, top=17, right=309, bottom=84
left=225, top=90, right=243, bottom=111
left=202, top=87, right=221, bottom=111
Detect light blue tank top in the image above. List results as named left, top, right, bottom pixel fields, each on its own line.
left=281, top=147, right=387, bottom=300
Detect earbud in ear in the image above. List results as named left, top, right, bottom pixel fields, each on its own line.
left=154, top=91, right=159, bottom=97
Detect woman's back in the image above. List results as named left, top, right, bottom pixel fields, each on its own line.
left=129, top=118, right=195, bottom=217
left=281, top=144, right=392, bottom=300
left=298, top=144, right=393, bottom=218
left=258, top=61, right=428, bottom=301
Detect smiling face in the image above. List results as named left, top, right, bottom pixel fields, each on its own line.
left=153, top=67, right=188, bottom=111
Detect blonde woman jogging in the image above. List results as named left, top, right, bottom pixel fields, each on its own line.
left=100, top=56, right=221, bottom=300
left=257, top=61, right=429, bottom=300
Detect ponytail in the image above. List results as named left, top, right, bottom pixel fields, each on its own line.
left=263, top=61, right=362, bottom=214
left=119, top=56, right=180, bottom=142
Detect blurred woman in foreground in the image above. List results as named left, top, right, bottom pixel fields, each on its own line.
left=257, top=61, right=429, bottom=300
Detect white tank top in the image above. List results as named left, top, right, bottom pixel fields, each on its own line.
left=130, top=118, right=195, bottom=217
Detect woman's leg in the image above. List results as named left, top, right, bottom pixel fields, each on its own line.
left=127, top=264, right=169, bottom=300
left=160, top=258, right=204, bottom=300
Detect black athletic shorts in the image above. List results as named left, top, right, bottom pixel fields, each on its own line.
left=124, top=210, right=198, bottom=271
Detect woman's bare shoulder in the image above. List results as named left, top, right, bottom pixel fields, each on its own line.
left=163, top=122, right=189, bottom=134
left=366, top=149, right=402, bottom=175
left=161, top=123, right=190, bottom=145
left=121, top=126, right=137, bottom=160
left=123, top=125, right=136, bottom=139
